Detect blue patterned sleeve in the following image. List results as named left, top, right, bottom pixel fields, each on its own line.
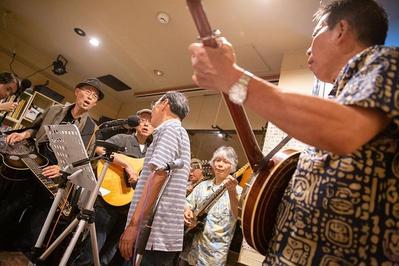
left=336, top=47, right=399, bottom=127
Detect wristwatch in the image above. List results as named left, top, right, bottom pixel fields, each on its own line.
left=228, top=70, right=254, bottom=105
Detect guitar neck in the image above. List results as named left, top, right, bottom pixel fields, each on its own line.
left=194, top=164, right=248, bottom=217
left=21, top=157, right=58, bottom=195
left=187, top=0, right=264, bottom=171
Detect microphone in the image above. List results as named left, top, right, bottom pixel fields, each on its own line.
left=19, top=79, right=32, bottom=91
left=155, top=159, right=184, bottom=171
left=95, top=140, right=127, bottom=153
left=100, top=115, right=140, bottom=128
left=98, top=125, right=127, bottom=134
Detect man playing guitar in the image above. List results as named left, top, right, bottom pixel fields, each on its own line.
left=72, top=108, right=153, bottom=265
left=189, top=0, right=399, bottom=264
left=2, top=78, right=102, bottom=251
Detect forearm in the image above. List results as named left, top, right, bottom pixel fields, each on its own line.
left=241, top=75, right=389, bottom=154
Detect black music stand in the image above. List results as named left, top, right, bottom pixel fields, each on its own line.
left=31, top=124, right=123, bottom=266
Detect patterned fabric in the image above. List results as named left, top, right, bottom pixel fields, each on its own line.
left=126, top=119, right=191, bottom=251
left=180, top=179, right=242, bottom=266
left=264, top=46, right=399, bottom=265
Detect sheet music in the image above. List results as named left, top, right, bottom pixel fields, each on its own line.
left=262, top=123, right=307, bottom=154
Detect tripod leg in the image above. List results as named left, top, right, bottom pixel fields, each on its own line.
left=89, top=222, right=100, bottom=266
left=34, top=188, right=66, bottom=249
left=59, top=219, right=87, bottom=266
left=39, top=218, right=79, bottom=260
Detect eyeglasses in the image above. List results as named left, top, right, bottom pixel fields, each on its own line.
left=150, top=99, right=162, bottom=110
left=80, top=88, right=99, bottom=100
left=139, top=117, right=151, bottom=123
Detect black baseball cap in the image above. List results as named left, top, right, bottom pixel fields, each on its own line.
left=76, top=78, right=104, bottom=101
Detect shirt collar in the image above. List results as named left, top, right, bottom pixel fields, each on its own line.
left=153, top=118, right=181, bottom=135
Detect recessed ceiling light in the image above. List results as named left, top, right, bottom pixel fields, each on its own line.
left=74, top=27, right=86, bottom=37
left=153, top=69, right=164, bottom=76
left=156, top=12, right=170, bottom=24
left=89, top=37, right=100, bottom=47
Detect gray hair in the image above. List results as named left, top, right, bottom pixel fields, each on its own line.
left=209, top=146, right=238, bottom=173
left=158, top=91, right=189, bottom=121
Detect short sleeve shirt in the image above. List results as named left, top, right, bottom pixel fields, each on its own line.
left=264, top=46, right=399, bottom=265
left=126, top=119, right=191, bottom=251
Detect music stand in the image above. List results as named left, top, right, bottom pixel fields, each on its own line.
left=31, top=124, right=119, bottom=266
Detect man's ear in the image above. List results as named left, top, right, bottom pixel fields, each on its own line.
left=160, top=99, right=169, bottom=111
left=74, top=88, right=79, bottom=97
left=335, top=19, right=351, bottom=43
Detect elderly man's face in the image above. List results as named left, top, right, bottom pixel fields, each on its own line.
left=306, top=13, right=340, bottom=83
left=75, top=85, right=99, bottom=111
left=136, top=112, right=153, bottom=138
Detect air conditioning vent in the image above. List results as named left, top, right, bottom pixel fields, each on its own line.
left=97, top=74, right=132, bottom=91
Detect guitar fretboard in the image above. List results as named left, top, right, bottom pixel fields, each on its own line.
left=21, top=156, right=59, bottom=195
left=195, top=164, right=249, bottom=217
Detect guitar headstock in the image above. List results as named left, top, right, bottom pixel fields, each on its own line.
left=201, top=160, right=213, bottom=179
left=191, top=158, right=213, bottom=179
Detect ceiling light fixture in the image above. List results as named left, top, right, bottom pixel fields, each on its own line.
left=156, top=12, right=170, bottom=24
left=153, top=69, right=164, bottom=76
left=52, top=54, right=68, bottom=75
left=74, top=27, right=86, bottom=37
left=89, top=37, right=100, bottom=47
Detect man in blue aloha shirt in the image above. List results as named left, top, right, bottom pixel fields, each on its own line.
left=189, top=0, right=399, bottom=264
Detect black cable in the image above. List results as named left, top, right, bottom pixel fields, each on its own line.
left=25, top=63, right=53, bottom=79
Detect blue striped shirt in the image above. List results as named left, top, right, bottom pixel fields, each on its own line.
left=126, top=119, right=191, bottom=251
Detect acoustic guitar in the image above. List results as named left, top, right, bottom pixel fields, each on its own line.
left=97, top=154, right=144, bottom=207
left=186, top=0, right=300, bottom=255
left=0, top=139, right=72, bottom=216
left=185, top=163, right=250, bottom=235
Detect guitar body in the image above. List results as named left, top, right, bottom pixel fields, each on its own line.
left=240, top=149, right=300, bottom=255
left=0, top=149, right=49, bottom=181
left=97, top=155, right=144, bottom=207
left=186, top=0, right=301, bottom=257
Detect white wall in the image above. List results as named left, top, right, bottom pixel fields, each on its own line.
left=262, top=48, right=315, bottom=155
left=118, top=92, right=267, bottom=130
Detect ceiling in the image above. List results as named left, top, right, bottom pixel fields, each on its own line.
left=0, top=0, right=321, bottom=104
left=0, top=0, right=397, bottom=164
left=1, top=0, right=398, bottom=105
left=0, top=0, right=397, bottom=104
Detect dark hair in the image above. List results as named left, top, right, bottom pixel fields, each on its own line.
left=315, top=0, right=388, bottom=46
left=158, top=91, right=190, bottom=120
left=0, top=72, right=17, bottom=85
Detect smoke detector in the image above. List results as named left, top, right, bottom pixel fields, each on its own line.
left=156, top=12, right=170, bottom=24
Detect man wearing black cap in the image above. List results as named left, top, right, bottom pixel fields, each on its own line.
left=72, top=108, right=153, bottom=266
left=2, top=78, right=104, bottom=250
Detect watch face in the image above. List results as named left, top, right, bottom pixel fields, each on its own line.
left=229, top=83, right=247, bottom=104
left=228, top=72, right=252, bottom=105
